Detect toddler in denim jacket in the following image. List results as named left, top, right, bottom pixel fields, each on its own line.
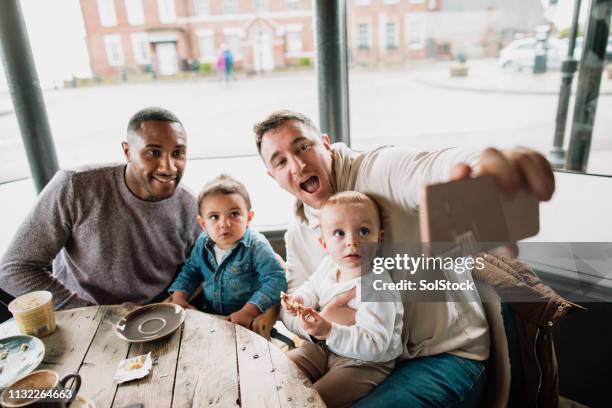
left=169, top=174, right=287, bottom=328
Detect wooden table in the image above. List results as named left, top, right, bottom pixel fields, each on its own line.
left=0, top=306, right=325, bottom=408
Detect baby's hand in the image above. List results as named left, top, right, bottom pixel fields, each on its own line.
left=226, top=309, right=254, bottom=329
left=281, top=291, right=304, bottom=316
left=225, top=303, right=261, bottom=329
left=299, top=308, right=332, bottom=340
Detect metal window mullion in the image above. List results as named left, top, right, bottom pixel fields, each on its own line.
left=314, top=0, right=350, bottom=146
left=566, top=0, right=612, bottom=172
left=0, top=0, right=59, bottom=192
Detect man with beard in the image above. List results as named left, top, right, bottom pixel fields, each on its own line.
left=0, top=107, right=200, bottom=310
left=254, top=110, right=555, bottom=407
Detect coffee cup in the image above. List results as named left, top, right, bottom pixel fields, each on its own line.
left=69, top=395, right=95, bottom=408
left=0, top=370, right=81, bottom=408
left=8, top=291, right=56, bottom=337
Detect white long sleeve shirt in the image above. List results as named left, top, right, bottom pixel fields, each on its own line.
left=284, top=256, right=404, bottom=363
left=283, top=144, right=490, bottom=361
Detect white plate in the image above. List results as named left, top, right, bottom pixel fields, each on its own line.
left=0, top=335, right=45, bottom=388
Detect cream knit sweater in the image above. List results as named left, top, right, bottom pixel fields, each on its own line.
left=283, top=144, right=490, bottom=361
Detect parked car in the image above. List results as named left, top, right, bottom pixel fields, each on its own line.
left=558, top=37, right=611, bottom=62
left=500, top=37, right=611, bottom=71
left=498, top=38, right=565, bottom=71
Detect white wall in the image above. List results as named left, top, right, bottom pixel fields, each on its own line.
left=534, top=171, right=612, bottom=242
left=521, top=171, right=612, bottom=298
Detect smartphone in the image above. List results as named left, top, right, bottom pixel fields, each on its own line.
left=419, top=175, right=539, bottom=255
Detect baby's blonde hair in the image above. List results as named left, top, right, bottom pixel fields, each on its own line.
left=320, top=191, right=383, bottom=229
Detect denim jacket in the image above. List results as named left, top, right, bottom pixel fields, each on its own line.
left=168, top=228, right=287, bottom=315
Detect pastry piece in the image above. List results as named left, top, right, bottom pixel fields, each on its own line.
left=129, top=354, right=146, bottom=369
left=280, top=291, right=307, bottom=314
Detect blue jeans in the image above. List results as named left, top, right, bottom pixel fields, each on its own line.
left=352, top=353, right=487, bottom=408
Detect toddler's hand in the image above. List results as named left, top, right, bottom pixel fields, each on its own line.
left=299, top=307, right=332, bottom=340
left=171, top=292, right=196, bottom=310
left=226, top=304, right=260, bottom=329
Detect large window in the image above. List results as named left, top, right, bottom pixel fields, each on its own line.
left=97, top=0, right=117, bottom=27
left=103, top=34, right=124, bottom=66
left=131, top=33, right=151, bottom=64
left=3, top=0, right=612, bottom=256
left=158, top=0, right=176, bottom=23
left=125, top=0, right=145, bottom=25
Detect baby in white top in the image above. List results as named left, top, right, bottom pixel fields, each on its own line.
left=283, top=191, right=403, bottom=408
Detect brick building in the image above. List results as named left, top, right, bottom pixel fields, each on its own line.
left=79, top=0, right=543, bottom=79
left=80, top=0, right=316, bottom=78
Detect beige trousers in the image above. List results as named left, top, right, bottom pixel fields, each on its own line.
left=287, top=342, right=395, bottom=408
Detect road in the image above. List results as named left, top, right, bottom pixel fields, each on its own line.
left=0, top=62, right=610, bottom=184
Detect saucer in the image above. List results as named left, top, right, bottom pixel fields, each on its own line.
left=115, top=303, right=185, bottom=343
left=0, top=335, right=45, bottom=388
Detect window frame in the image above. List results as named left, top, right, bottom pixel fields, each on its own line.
left=254, top=0, right=268, bottom=13
left=157, top=0, right=177, bottom=23
left=286, top=0, right=300, bottom=11
left=386, top=21, right=399, bottom=49
left=357, top=22, right=372, bottom=50
left=125, top=0, right=145, bottom=25
left=97, top=0, right=118, bottom=27
left=405, top=13, right=425, bottom=50
left=130, top=32, right=151, bottom=65
left=103, top=34, right=124, bottom=66
left=223, top=0, right=239, bottom=15
left=194, top=0, right=210, bottom=17
left=197, top=29, right=215, bottom=62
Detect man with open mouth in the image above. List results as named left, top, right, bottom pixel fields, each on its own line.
left=0, top=107, right=200, bottom=310
left=254, top=110, right=556, bottom=408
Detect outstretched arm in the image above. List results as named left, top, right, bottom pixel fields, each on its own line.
left=366, top=146, right=554, bottom=213
left=451, top=147, right=555, bottom=201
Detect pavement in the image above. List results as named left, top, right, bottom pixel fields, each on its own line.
left=413, top=59, right=612, bottom=95
left=0, top=92, right=12, bottom=116
left=1, top=58, right=609, bottom=117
